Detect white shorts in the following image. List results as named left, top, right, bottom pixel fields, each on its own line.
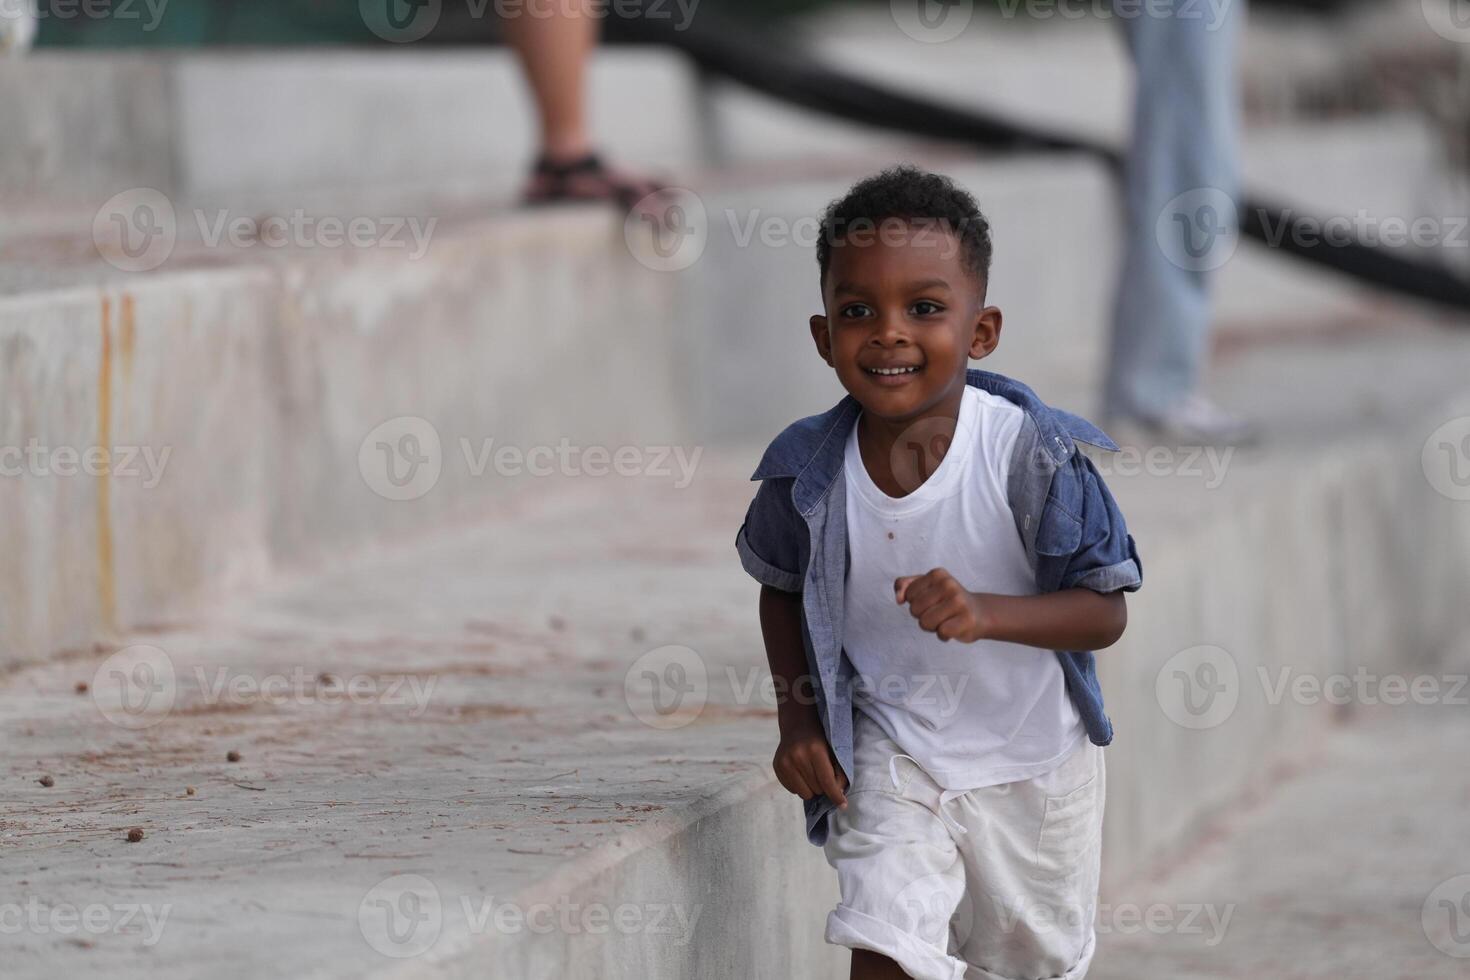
left=823, top=712, right=1105, bottom=980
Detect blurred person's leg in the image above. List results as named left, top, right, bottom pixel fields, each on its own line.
left=502, top=0, right=597, bottom=162
left=1105, top=0, right=1254, bottom=443
left=503, top=0, right=662, bottom=207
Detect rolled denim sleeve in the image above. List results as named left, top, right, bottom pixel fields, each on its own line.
left=1057, top=455, right=1142, bottom=594
left=736, top=477, right=805, bottom=593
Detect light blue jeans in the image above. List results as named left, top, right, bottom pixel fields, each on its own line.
left=1105, top=0, right=1244, bottom=419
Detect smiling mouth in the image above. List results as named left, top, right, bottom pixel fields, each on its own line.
left=863, top=365, right=922, bottom=376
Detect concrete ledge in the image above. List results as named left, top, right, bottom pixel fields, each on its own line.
left=0, top=49, right=702, bottom=206
left=0, top=207, right=683, bottom=670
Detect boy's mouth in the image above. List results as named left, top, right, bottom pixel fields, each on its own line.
left=861, top=363, right=923, bottom=386
left=864, top=365, right=921, bottom=376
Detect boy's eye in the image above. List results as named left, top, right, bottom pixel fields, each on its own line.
left=840, top=303, right=873, bottom=319
left=911, top=300, right=944, bottom=316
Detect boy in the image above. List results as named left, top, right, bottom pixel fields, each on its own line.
left=736, top=167, right=1142, bottom=980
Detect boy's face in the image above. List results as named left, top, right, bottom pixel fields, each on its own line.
left=811, top=222, right=1001, bottom=425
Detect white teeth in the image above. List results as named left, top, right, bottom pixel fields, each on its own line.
left=868, top=366, right=919, bottom=375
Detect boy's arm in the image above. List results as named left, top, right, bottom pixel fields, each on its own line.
left=895, top=569, right=1127, bottom=651
left=759, top=585, right=848, bottom=809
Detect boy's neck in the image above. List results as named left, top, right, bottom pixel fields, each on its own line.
left=854, top=382, right=968, bottom=499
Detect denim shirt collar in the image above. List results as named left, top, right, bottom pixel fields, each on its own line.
left=750, top=369, right=1118, bottom=508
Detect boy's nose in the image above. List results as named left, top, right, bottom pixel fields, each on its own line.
left=871, top=313, right=910, bottom=344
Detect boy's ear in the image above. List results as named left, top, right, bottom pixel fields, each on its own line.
left=810, top=314, right=834, bottom=366
left=968, top=305, right=1003, bottom=361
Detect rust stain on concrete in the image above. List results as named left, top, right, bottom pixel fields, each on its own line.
left=97, top=295, right=117, bottom=632
left=119, top=292, right=136, bottom=381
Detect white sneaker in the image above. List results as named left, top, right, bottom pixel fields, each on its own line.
left=1118, top=393, right=1259, bottom=446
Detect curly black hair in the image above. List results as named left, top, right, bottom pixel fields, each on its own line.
left=816, top=165, right=993, bottom=291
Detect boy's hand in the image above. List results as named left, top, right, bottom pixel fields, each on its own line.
left=773, top=718, right=848, bottom=810
left=894, top=568, right=992, bottom=643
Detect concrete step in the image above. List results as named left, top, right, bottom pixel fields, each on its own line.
left=0, top=205, right=687, bottom=671
left=4, top=319, right=1470, bottom=978
left=0, top=48, right=703, bottom=206
left=1092, top=705, right=1470, bottom=979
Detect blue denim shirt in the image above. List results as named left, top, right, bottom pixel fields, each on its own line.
left=736, top=369, right=1142, bottom=845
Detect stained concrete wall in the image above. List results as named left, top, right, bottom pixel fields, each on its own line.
left=0, top=208, right=683, bottom=669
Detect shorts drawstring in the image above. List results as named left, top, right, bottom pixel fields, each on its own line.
left=888, top=752, right=969, bottom=836
left=936, top=789, right=969, bottom=835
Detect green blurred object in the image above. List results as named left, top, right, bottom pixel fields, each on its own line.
left=34, top=0, right=827, bottom=48
left=38, top=0, right=392, bottom=47
left=34, top=0, right=1366, bottom=48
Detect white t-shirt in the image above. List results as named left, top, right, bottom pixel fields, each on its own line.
left=842, top=385, right=1085, bottom=790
